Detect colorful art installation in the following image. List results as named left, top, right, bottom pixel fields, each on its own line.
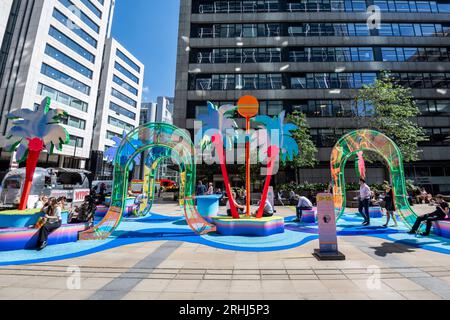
left=330, top=129, right=418, bottom=227
left=433, top=220, right=450, bottom=238
left=355, top=151, right=366, bottom=179
left=301, top=208, right=317, bottom=224
left=79, top=123, right=216, bottom=240
left=0, top=223, right=88, bottom=252
left=5, top=97, right=69, bottom=210
left=211, top=216, right=285, bottom=237
left=0, top=210, right=69, bottom=228
left=369, top=206, right=384, bottom=218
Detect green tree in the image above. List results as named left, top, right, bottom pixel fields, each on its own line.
left=357, top=73, right=427, bottom=162
left=285, top=111, right=318, bottom=182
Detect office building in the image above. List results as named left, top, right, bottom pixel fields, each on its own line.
left=174, top=0, right=450, bottom=193
left=0, top=0, right=115, bottom=171
left=140, top=97, right=174, bottom=125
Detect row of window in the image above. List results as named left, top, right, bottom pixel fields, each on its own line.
left=53, top=9, right=97, bottom=48
left=44, top=44, right=93, bottom=79
left=108, top=116, right=135, bottom=132
left=68, top=135, right=84, bottom=148
left=191, top=47, right=450, bottom=63
left=111, top=88, right=137, bottom=108
left=59, top=0, right=100, bottom=33
left=106, top=130, right=121, bottom=140
left=192, top=23, right=450, bottom=38
left=37, top=83, right=88, bottom=112
left=49, top=26, right=95, bottom=63
left=41, top=63, right=91, bottom=95
left=114, top=62, right=139, bottom=84
left=188, top=99, right=450, bottom=118
left=109, top=102, right=136, bottom=120
left=116, top=49, right=141, bottom=73
left=193, top=0, right=450, bottom=13
left=79, top=0, right=102, bottom=18
left=190, top=72, right=450, bottom=91
left=61, top=115, right=86, bottom=130
left=113, top=75, right=138, bottom=96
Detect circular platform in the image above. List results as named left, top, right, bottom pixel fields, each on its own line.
left=211, top=215, right=285, bottom=236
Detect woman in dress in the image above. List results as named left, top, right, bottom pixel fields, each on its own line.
left=383, top=185, right=398, bottom=228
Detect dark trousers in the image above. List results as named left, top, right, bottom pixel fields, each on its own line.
left=296, top=206, right=313, bottom=220
left=411, top=212, right=445, bottom=235
left=359, top=199, right=370, bottom=223
left=38, top=220, right=62, bottom=245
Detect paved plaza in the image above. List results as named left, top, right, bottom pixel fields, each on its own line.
left=1, top=203, right=450, bottom=300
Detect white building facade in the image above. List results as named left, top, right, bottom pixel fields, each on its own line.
left=0, top=0, right=14, bottom=46
left=140, top=97, right=174, bottom=125
left=92, top=38, right=144, bottom=154
left=0, top=0, right=115, bottom=170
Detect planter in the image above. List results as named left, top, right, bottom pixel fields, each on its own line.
left=196, top=195, right=222, bottom=223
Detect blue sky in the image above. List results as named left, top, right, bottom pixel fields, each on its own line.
left=111, top=0, right=180, bottom=102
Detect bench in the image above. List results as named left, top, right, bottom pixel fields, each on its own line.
left=0, top=223, right=89, bottom=251
left=433, top=219, right=450, bottom=238
left=301, top=208, right=317, bottom=224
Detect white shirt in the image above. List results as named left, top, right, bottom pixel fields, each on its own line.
left=297, top=196, right=313, bottom=208
left=360, top=184, right=371, bottom=200
left=34, top=200, right=44, bottom=210
left=263, top=200, right=274, bottom=215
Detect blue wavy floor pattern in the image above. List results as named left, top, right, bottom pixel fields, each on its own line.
left=1, top=213, right=450, bottom=267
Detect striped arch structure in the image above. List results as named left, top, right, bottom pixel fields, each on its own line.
left=331, top=129, right=418, bottom=227
left=79, top=123, right=216, bottom=240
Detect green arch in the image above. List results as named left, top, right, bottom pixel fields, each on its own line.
left=331, top=129, right=418, bottom=227
left=80, top=123, right=216, bottom=240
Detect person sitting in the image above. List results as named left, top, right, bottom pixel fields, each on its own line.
left=34, top=194, right=48, bottom=210
left=69, top=195, right=96, bottom=225
left=417, top=187, right=432, bottom=204
left=226, top=191, right=245, bottom=216
left=259, top=199, right=275, bottom=218
left=293, top=196, right=313, bottom=223
left=206, top=183, right=214, bottom=195
left=408, top=195, right=449, bottom=236
left=288, top=191, right=297, bottom=205
left=37, top=198, right=62, bottom=250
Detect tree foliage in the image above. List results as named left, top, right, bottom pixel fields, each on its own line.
left=357, top=73, right=427, bottom=162
left=286, top=111, right=318, bottom=168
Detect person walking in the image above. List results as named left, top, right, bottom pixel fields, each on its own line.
left=359, top=178, right=372, bottom=226
left=37, top=198, right=62, bottom=250
left=206, top=183, right=214, bottom=195
left=383, top=185, right=398, bottom=228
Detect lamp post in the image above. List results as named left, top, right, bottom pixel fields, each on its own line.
left=237, top=96, right=259, bottom=217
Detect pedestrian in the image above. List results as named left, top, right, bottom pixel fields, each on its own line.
left=196, top=180, right=207, bottom=196
left=383, top=185, right=398, bottom=228
left=206, top=182, right=214, bottom=195
left=359, top=178, right=372, bottom=226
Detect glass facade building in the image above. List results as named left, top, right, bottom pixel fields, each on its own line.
left=174, top=0, right=450, bottom=193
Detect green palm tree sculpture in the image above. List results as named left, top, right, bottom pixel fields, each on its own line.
left=253, top=111, right=299, bottom=218
left=5, top=97, right=70, bottom=210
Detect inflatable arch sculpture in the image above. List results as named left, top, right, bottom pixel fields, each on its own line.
left=79, top=123, right=216, bottom=240
left=331, top=129, right=418, bottom=227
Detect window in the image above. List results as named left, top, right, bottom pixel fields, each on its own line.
left=45, top=44, right=93, bottom=78
left=49, top=26, right=95, bottom=63
left=110, top=102, right=136, bottom=120
left=41, top=63, right=90, bottom=95
left=114, top=62, right=139, bottom=84
left=116, top=49, right=141, bottom=73
left=113, top=75, right=138, bottom=96
left=61, top=115, right=86, bottom=130
left=52, top=9, right=97, bottom=47
left=59, top=0, right=100, bottom=33
left=68, top=135, right=84, bottom=148
left=37, top=83, right=88, bottom=112
left=108, top=116, right=135, bottom=132
left=111, top=88, right=137, bottom=107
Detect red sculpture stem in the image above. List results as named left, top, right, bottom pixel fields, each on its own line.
left=256, top=145, right=280, bottom=219
left=212, top=134, right=240, bottom=219
left=19, top=138, right=44, bottom=210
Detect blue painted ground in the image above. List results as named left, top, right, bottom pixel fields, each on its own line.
left=1, top=213, right=450, bottom=266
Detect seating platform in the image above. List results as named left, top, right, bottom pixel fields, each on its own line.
left=433, top=219, right=450, bottom=238
left=369, top=206, right=384, bottom=218
left=211, top=216, right=285, bottom=237
left=301, top=208, right=317, bottom=224
left=0, top=223, right=89, bottom=251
